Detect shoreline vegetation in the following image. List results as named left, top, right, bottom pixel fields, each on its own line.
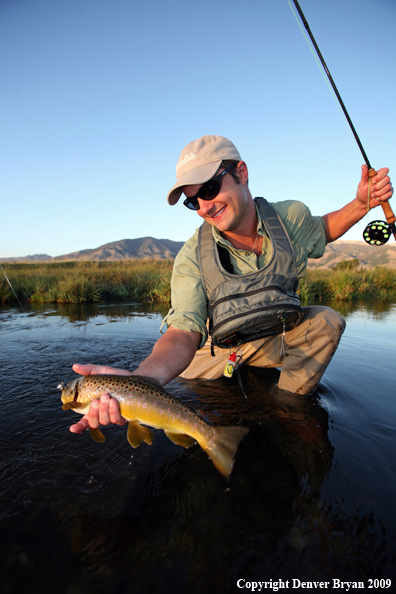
left=1, top=259, right=396, bottom=305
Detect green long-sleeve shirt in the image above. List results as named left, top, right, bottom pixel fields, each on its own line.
left=162, top=200, right=327, bottom=348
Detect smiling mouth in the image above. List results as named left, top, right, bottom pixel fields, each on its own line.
left=211, top=206, right=226, bottom=220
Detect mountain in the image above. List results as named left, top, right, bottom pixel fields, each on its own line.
left=1, top=238, right=396, bottom=268
left=52, top=238, right=185, bottom=261
left=0, top=237, right=185, bottom=263
left=0, top=254, right=53, bottom=263
left=307, top=240, right=396, bottom=270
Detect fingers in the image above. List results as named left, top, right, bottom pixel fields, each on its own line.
left=370, top=169, right=393, bottom=202
left=72, top=363, right=132, bottom=376
left=70, top=415, right=90, bottom=434
left=69, top=394, right=127, bottom=434
left=358, top=165, right=393, bottom=207
left=72, top=363, right=115, bottom=376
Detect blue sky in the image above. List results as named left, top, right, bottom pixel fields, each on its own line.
left=1, top=0, right=395, bottom=258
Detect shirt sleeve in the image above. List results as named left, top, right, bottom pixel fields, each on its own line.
left=161, top=230, right=209, bottom=349
left=272, top=200, right=327, bottom=277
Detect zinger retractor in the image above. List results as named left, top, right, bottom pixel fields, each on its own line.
left=363, top=220, right=393, bottom=246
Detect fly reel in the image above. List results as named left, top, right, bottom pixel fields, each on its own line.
left=363, top=220, right=394, bottom=246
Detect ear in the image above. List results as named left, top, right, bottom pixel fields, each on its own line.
left=236, top=161, right=249, bottom=185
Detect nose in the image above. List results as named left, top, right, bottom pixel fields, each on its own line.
left=197, top=198, right=215, bottom=216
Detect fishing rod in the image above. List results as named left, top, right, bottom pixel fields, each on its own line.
left=289, top=0, right=396, bottom=246
left=0, top=264, right=25, bottom=313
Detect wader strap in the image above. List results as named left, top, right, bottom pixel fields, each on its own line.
left=217, top=245, right=234, bottom=274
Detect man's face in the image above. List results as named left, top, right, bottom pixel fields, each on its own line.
left=182, top=162, right=250, bottom=234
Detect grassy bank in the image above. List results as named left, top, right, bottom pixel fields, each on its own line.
left=1, top=260, right=396, bottom=305
left=0, top=260, right=173, bottom=304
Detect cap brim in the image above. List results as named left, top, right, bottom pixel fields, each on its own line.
left=167, top=160, right=222, bottom=205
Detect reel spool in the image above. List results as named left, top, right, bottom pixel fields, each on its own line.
left=363, top=220, right=392, bottom=246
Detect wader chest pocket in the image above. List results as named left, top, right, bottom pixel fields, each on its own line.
left=210, top=286, right=304, bottom=349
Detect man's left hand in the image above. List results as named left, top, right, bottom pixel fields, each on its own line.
left=357, top=165, right=393, bottom=210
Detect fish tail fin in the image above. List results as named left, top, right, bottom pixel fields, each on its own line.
left=202, top=426, right=249, bottom=478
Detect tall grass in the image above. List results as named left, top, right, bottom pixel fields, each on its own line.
left=0, top=260, right=173, bottom=304
left=298, top=266, right=396, bottom=302
left=1, top=259, right=395, bottom=305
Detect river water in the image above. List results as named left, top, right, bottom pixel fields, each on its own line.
left=0, top=300, right=395, bottom=593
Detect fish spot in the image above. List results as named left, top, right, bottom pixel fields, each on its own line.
left=185, top=418, right=189, bottom=423
left=143, top=403, right=146, bottom=408
left=177, top=413, right=180, bottom=417
left=153, top=401, right=157, bottom=406
left=167, top=408, right=170, bottom=412
left=160, top=410, right=163, bottom=415
left=142, top=395, right=146, bottom=400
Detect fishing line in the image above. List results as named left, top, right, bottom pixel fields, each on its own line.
left=0, top=264, right=25, bottom=313
left=287, top=0, right=396, bottom=245
left=286, top=0, right=348, bottom=128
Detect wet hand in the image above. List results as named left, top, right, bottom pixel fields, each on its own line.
left=72, top=363, right=132, bottom=377
left=69, top=393, right=128, bottom=434
left=356, top=165, right=393, bottom=209
left=69, top=363, right=131, bottom=434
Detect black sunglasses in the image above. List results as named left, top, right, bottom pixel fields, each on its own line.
left=183, top=163, right=236, bottom=211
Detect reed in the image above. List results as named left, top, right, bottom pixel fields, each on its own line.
left=1, top=259, right=395, bottom=305
left=0, top=260, right=173, bottom=304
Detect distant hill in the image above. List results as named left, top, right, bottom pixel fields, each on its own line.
left=52, top=238, right=185, bottom=262
left=0, top=237, right=185, bottom=263
left=1, top=238, right=396, bottom=269
left=307, top=240, right=396, bottom=270
left=0, top=253, right=53, bottom=263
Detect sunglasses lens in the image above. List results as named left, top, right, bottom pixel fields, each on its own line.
left=199, top=180, right=220, bottom=201
left=184, top=198, right=199, bottom=211
left=183, top=167, right=232, bottom=210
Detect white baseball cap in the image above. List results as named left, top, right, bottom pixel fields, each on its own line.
left=167, top=135, right=241, bottom=205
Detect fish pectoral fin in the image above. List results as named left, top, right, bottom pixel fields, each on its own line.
left=164, top=431, right=196, bottom=449
left=62, top=401, right=87, bottom=411
left=89, top=427, right=106, bottom=443
left=127, top=421, right=153, bottom=448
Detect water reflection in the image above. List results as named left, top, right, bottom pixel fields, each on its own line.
left=0, top=300, right=169, bottom=323
left=322, top=297, right=396, bottom=319
left=2, top=297, right=394, bottom=325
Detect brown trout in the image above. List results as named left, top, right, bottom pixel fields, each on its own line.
left=59, top=374, right=249, bottom=477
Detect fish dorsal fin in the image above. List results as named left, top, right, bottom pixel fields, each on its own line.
left=164, top=431, right=196, bottom=449
left=127, top=421, right=153, bottom=448
left=89, top=427, right=106, bottom=443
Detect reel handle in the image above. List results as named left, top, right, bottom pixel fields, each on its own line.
left=368, top=168, right=396, bottom=226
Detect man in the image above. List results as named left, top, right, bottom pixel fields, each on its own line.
left=70, top=135, right=393, bottom=435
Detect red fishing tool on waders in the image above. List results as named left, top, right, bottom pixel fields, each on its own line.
left=289, top=0, right=396, bottom=246
left=223, top=349, right=248, bottom=399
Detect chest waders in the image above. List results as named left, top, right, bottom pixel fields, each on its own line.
left=198, top=198, right=304, bottom=353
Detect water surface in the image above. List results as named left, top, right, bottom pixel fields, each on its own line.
left=1, top=300, right=395, bottom=593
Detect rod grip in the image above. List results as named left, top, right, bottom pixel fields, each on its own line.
left=368, top=168, right=396, bottom=225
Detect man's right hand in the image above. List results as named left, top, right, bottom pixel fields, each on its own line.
left=68, top=363, right=130, bottom=435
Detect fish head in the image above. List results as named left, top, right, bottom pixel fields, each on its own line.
left=59, top=377, right=89, bottom=410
